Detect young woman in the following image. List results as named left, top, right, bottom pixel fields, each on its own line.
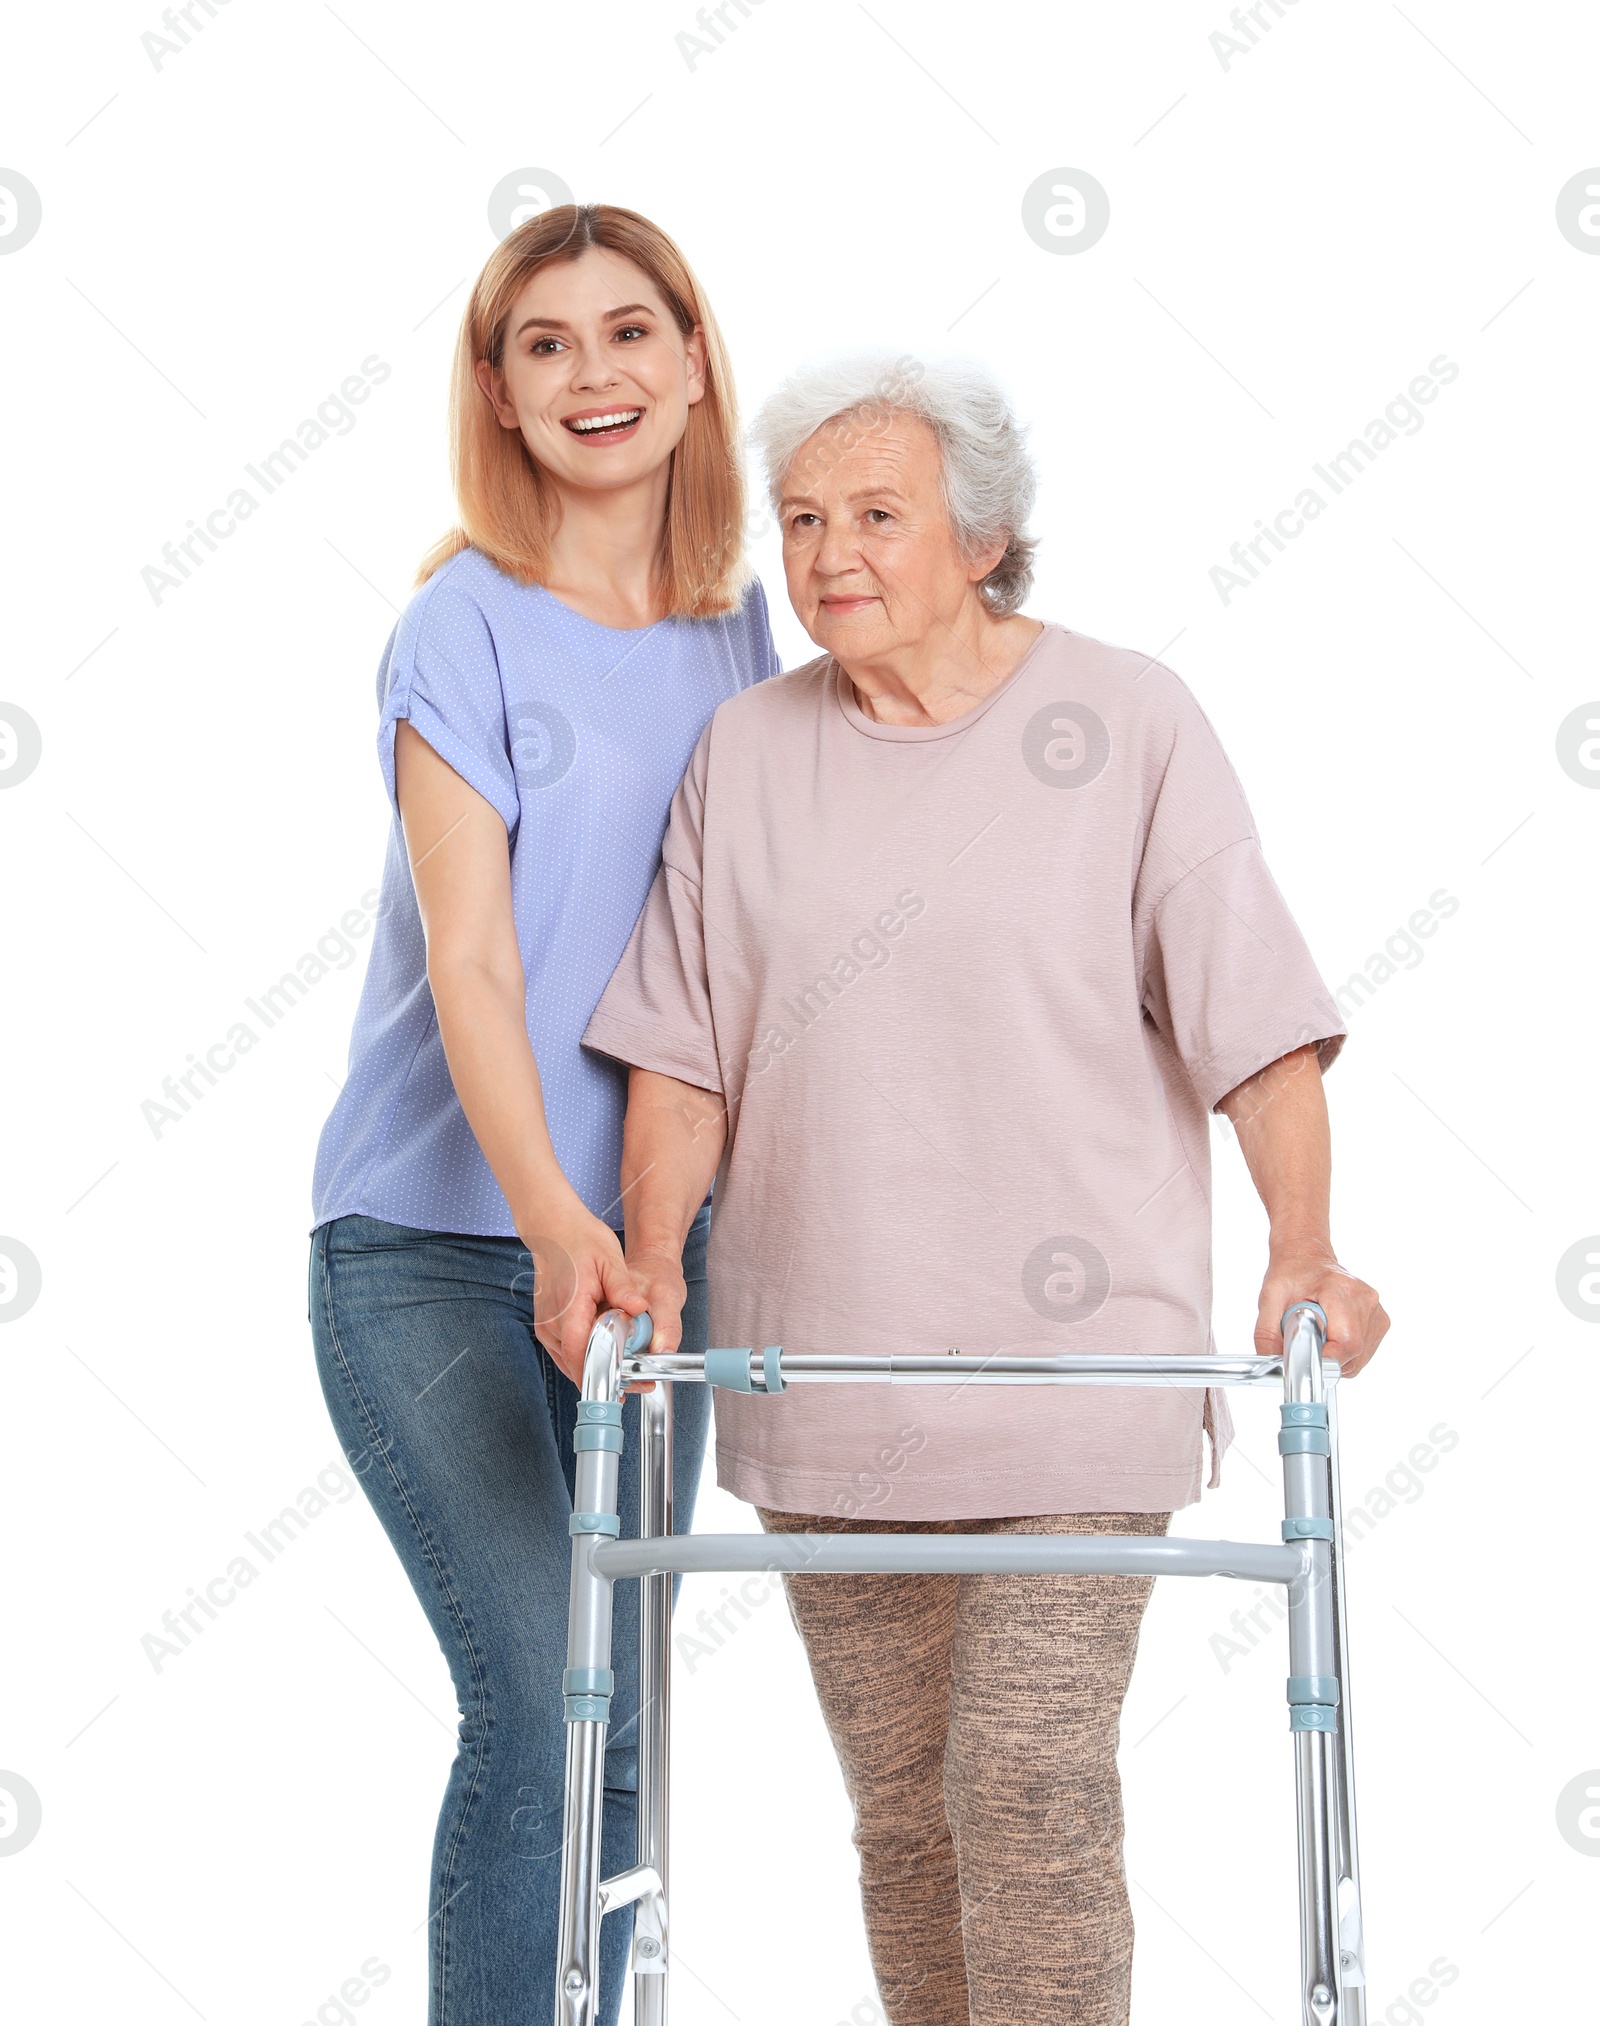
left=307, top=204, right=777, bottom=2026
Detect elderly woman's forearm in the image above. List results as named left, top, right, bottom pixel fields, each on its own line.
left=621, top=1068, right=727, bottom=1257
left=1217, top=1046, right=1333, bottom=1252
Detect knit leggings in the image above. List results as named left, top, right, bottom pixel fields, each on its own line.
left=756, top=1507, right=1171, bottom=2026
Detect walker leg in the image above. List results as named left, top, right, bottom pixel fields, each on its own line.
left=555, top=1719, right=609, bottom=2026
left=1289, top=1713, right=1341, bottom=2025
left=634, top=1379, right=673, bottom=2022
left=1280, top=1304, right=1364, bottom=2026
left=1325, top=1378, right=1368, bottom=2023
left=554, top=1320, right=630, bottom=2026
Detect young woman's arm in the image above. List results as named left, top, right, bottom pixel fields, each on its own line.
left=394, top=721, right=645, bottom=1381
left=1217, top=1043, right=1388, bottom=1376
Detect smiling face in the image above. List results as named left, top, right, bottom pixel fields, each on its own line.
left=777, top=409, right=1003, bottom=670
left=475, top=246, right=707, bottom=497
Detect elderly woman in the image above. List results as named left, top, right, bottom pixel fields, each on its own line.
left=579, top=356, right=1388, bottom=2026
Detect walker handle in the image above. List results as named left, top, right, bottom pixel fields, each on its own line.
left=1280, top=1300, right=1327, bottom=1345
left=1281, top=1301, right=1329, bottom=1402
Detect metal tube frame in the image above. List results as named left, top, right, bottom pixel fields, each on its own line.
left=553, top=1304, right=1368, bottom=2026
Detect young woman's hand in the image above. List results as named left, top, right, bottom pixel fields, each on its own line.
left=522, top=1203, right=648, bottom=1388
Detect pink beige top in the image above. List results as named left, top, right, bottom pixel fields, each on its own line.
left=583, top=624, right=1344, bottom=1518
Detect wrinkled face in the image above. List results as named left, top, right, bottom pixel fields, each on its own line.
left=477, top=246, right=706, bottom=494
left=777, top=409, right=991, bottom=664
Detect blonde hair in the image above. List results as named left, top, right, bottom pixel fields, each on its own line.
left=417, top=204, right=747, bottom=617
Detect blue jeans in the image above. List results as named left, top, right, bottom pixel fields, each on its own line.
left=308, top=1207, right=711, bottom=2026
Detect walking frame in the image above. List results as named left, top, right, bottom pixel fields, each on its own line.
left=554, top=1303, right=1367, bottom=2026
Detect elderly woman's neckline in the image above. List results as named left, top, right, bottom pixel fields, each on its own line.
left=836, top=617, right=1050, bottom=735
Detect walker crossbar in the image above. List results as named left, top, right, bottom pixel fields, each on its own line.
left=620, top=1348, right=1294, bottom=1388
left=554, top=1304, right=1367, bottom=2026
left=594, top=1533, right=1303, bottom=1583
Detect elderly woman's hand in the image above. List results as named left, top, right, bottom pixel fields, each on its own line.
left=1219, top=1044, right=1390, bottom=1378
left=626, top=1243, right=690, bottom=1355
left=1255, top=1244, right=1389, bottom=1378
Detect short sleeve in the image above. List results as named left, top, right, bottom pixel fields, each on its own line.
left=581, top=732, right=722, bottom=1093
left=1133, top=678, right=1344, bottom=1111
left=744, top=575, right=783, bottom=683
left=1140, top=840, right=1346, bottom=1112
left=376, top=572, right=520, bottom=832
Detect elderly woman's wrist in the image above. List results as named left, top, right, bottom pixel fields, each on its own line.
left=1268, top=1229, right=1335, bottom=1265
left=628, top=1228, right=687, bottom=1266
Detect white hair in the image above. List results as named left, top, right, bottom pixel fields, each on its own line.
left=748, top=352, right=1039, bottom=616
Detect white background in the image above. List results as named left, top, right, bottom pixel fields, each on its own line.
left=2, top=1, right=1597, bottom=2021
